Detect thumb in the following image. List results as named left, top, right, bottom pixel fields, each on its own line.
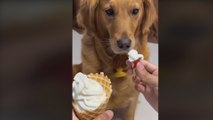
left=135, top=62, right=158, bottom=87
left=94, top=110, right=114, bottom=120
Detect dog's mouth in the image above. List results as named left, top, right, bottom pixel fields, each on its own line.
left=111, top=46, right=130, bottom=54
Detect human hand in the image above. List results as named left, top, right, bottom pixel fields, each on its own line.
left=126, top=60, right=158, bottom=111
left=72, top=110, right=79, bottom=120
left=72, top=110, right=114, bottom=120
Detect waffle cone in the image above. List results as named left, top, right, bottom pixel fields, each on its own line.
left=72, top=72, right=112, bottom=120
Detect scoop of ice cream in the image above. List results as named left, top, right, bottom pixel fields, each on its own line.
left=128, top=49, right=144, bottom=62
left=72, top=72, right=106, bottom=111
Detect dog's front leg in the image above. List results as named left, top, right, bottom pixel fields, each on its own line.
left=126, top=94, right=139, bottom=120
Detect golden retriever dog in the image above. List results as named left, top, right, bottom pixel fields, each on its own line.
left=73, top=0, right=157, bottom=119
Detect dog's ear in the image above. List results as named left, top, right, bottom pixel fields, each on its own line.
left=77, top=0, right=99, bottom=35
left=141, top=0, right=158, bottom=36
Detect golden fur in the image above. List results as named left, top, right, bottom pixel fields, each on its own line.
left=73, top=0, right=157, bottom=119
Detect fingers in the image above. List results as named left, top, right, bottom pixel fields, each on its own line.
left=135, top=84, right=145, bottom=93
left=133, top=76, right=146, bottom=93
left=135, top=62, right=158, bottom=87
left=126, top=60, right=158, bottom=75
left=127, top=60, right=158, bottom=87
left=94, top=110, right=114, bottom=120
left=72, top=110, right=79, bottom=120
left=141, top=60, right=158, bottom=75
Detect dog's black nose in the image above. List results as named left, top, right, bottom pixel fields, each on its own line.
left=117, top=39, right=131, bottom=50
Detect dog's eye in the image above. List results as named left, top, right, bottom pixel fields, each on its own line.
left=132, top=8, right=139, bottom=15
left=105, top=8, right=114, bottom=16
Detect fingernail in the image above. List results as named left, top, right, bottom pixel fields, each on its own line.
left=136, top=61, right=142, bottom=66
left=105, top=110, right=114, bottom=118
left=136, top=62, right=144, bottom=70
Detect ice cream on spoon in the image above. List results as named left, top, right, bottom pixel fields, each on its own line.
left=128, top=49, right=144, bottom=68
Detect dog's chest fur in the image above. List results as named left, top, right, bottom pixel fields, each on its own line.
left=80, top=34, right=139, bottom=119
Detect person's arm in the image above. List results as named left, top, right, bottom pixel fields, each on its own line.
left=127, top=60, right=158, bottom=112
left=135, top=61, right=158, bottom=88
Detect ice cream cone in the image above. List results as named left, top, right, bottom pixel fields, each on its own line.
left=72, top=72, right=112, bottom=120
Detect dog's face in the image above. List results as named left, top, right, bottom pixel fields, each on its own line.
left=78, top=0, right=156, bottom=54
left=98, top=0, right=144, bottom=54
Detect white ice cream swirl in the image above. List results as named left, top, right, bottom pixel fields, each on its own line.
left=128, top=49, right=144, bottom=62
left=72, top=72, right=106, bottom=111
